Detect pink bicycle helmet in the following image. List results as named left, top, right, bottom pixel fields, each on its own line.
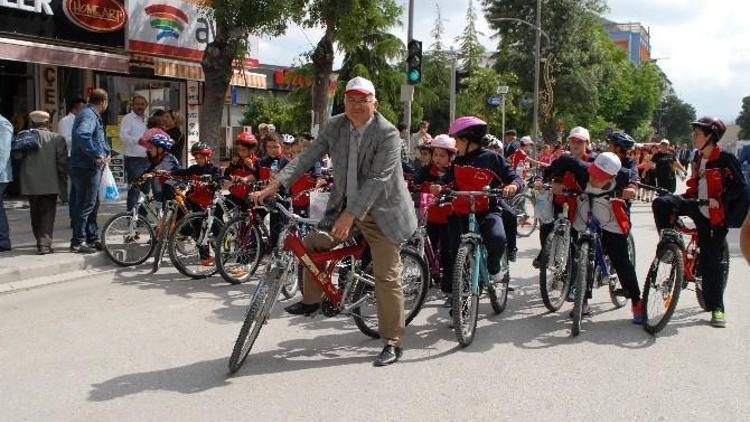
left=448, top=116, right=487, bottom=136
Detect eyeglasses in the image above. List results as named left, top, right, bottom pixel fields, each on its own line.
left=345, top=96, right=374, bottom=105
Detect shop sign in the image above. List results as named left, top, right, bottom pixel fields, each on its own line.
left=187, top=80, right=201, bottom=105
left=127, top=0, right=259, bottom=63
left=0, top=0, right=125, bottom=47
left=36, top=64, right=59, bottom=122
left=63, top=0, right=126, bottom=33
left=272, top=68, right=337, bottom=93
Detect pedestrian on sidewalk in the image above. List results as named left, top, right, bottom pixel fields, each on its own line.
left=18, top=111, right=68, bottom=254
left=57, top=98, right=86, bottom=206
left=0, top=113, right=13, bottom=252
left=119, top=95, right=149, bottom=211
left=70, top=89, right=111, bottom=254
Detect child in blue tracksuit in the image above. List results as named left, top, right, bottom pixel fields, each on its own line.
left=256, top=133, right=290, bottom=249
left=445, top=117, right=524, bottom=286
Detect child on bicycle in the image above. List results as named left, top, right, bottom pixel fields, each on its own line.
left=446, top=117, right=523, bottom=289
left=140, top=133, right=180, bottom=203
left=224, top=132, right=258, bottom=185
left=652, top=117, right=748, bottom=327
left=411, top=134, right=456, bottom=297
left=257, top=133, right=290, bottom=249
left=562, top=152, right=643, bottom=323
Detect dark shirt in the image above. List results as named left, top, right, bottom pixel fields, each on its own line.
left=652, top=151, right=676, bottom=183
left=166, top=127, right=183, bottom=159
left=173, top=162, right=222, bottom=178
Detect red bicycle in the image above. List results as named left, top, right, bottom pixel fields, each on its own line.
left=228, top=199, right=429, bottom=373
left=640, top=184, right=730, bottom=334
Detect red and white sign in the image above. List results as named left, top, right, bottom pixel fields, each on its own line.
left=64, top=0, right=127, bottom=33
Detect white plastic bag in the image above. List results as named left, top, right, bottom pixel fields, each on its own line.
left=99, top=164, right=120, bottom=202
left=309, top=191, right=330, bottom=221
left=535, top=189, right=555, bottom=224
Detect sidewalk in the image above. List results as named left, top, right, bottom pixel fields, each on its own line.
left=0, top=198, right=126, bottom=292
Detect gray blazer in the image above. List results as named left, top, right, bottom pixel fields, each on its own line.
left=276, top=112, right=417, bottom=244
left=19, top=129, right=67, bottom=196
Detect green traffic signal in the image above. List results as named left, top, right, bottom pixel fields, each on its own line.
left=408, top=69, right=421, bottom=83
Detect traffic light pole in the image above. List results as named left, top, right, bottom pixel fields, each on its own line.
left=404, top=0, right=414, bottom=157
left=533, top=0, right=542, bottom=142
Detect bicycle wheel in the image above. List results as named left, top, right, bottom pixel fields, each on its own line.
left=452, top=243, right=480, bottom=346
left=151, top=208, right=174, bottom=274
left=169, top=212, right=223, bottom=279
left=227, top=267, right=285, bottom=374
left=487, top=270, right=509, bottom=315
left=694, top=238, right=728, bottom=312
left=514, top=194, right=537, bottom=238
left=571, top=241, right=591, bottom=337
left=642, top=242, right=683, bottom=334
left=101, top=212, right=155, bottom=266
left=608, top=233, right=636, bottom=308
left=280, top=254, right=303, bottom=299
left=216, top=215, right=263, bottom=285
left=539, top=228, right=572, bottom=312
left=351, top=249, right=430, bottom=339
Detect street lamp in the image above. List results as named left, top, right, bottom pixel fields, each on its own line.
left=489, top=0, right=548, bottom=142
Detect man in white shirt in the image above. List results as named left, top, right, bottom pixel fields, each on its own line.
left=119, top=95, right=149, bottom=211
left=57, top=98, right=86, bottom=205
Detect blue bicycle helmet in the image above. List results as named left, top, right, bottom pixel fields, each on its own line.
left=607, top=131, right=635, bottom=150
left=149, top=133, right=174, bottom=151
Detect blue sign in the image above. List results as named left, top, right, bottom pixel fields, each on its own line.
left=231, top=86, right=238, bottom=106
left=488, top=96, right=503, bottom=106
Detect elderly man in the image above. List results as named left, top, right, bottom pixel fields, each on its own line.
left=0, top=113, right=12, bottom=252
left=19, top=111, right=68, bottom=254
left=70, top=89, right=111, bottom=254
left=120, top=94, right=149, bottom=210
left=253, top=76, right=417, bottom=367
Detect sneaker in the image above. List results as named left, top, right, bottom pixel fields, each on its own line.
left=87, top=240, right=104, bottom=251
left=507, top=248, right=517, bottom=262
left=70, top=243, right=95, bottom=254
left=201, top=257, right=215, bottom=267
left=710, top=310, right=726, bottom=328
left=492, top=271, right=506, bottom=284
left=228, top=266, right=249, bottom=277
left=631, top=300, right=646, bottom=325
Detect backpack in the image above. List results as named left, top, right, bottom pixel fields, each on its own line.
left=11, top=129, right=40, bottom=160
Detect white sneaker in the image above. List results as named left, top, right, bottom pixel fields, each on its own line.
left=492, top=271, right=506, bottom=284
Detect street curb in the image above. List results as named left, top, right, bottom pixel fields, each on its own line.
left=0, top=251, right=113, bottom=289
left=0, top=268, right=116, bottom=295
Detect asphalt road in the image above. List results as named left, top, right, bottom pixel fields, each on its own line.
left=1, top=202, right=748, bottom=421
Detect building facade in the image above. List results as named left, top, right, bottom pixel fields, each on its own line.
left=604, top=20, right=651, bottom=66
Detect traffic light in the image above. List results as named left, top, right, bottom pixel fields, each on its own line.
left=455, top=70, right=469, bottom=93
left=407, top=39, right=422, bottom=85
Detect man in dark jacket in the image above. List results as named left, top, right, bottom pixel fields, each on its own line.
left=19, top=111, right=68, bottom=254
left=69, top=89, right=111, bottom=253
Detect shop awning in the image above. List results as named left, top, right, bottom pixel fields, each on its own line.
left=153, top=58, right=266, bottom=89
left=0, top=37, right=129, bottom=73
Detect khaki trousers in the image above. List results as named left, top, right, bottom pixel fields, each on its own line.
left=301, top=215, right=405, bottom=346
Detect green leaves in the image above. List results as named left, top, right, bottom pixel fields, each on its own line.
left=736, top=96, right=750, bottom=140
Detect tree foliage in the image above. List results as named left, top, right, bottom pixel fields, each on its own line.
left=241, top=94, right=303, bottom=134
left=456, top=0, right=486, bottom=72
left=736, top=96, right=750, bottom=140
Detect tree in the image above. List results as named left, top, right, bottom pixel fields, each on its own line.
left=654, top=95, right=697, bottom=145
left=456, top=67, right=519, bottom=135
left=200, top=0, right=305, bottom=150
left=417, top=4, right=451, bottom=133
left=736, top=96, right=750, bottom=139
left=241, top=95, right=301, bottom=134
left=304, top=0, right=402, bottom=129
left=456, top=0, right=486, bottom=72
left=429, top=3, right=447, bottom=56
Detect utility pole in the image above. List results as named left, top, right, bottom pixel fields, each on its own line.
left=533, top=0, right=542, bottom=142
left=449, top=48, right=457, bottom=123
left=404, top=0, right=414, bottom=155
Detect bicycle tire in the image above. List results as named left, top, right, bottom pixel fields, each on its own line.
left=352, top=249, right=430, bottom=338
left=216, top=214, right=263, bottom=285
left=101, top=212, right=155, bottom=267
left=487, top=270, right=510, bottom=314
left=227, top=268, right=285, bottom=374
left=643, top=243, right=683, bottom=335
left=539, top=229, right=572, bottom=312
left=280, top=255, right=302, bottom=299
left=571, top=241, right=591, bottom=337
left=169, top=212, right=222, bottom=279
left=452, top=243, right=480, bottom=346
left=514, top=194, right=538, bottom=238
left=151, top=209, right=174, bottom=274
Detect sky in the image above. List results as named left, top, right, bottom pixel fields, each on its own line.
left=257, top=0, right=750, bottom=123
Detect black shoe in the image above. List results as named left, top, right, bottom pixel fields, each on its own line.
left=507, top=248, right=517, bottom=262
left=88, top=240, right=103, bottom=251
left=373, top=345, right=402, bottom=367
left=38, top=246, right=53, bottom=255
left=71, top=243, right=95, bottom=254
left=284, top=302, right=320, bottom=316
left=0, top=246, right=11, bottom=252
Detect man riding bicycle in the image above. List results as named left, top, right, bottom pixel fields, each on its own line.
left=252, top=76, right=417, bottom=366
left=652, top=117, right=747, bottom=327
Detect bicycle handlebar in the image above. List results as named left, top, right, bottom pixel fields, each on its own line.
left=271, top=194, right=321, bottom=226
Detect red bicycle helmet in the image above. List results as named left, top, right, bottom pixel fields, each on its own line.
left=190, top=142, right=213, bottom=157
left=236, top=131, right=258, bottom=147
left=690, top=116, right=726, bottom=142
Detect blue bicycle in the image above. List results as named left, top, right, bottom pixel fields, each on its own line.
left=570, top=191, right=635, bottom=336
left=448, top=189, right=511, bottom=346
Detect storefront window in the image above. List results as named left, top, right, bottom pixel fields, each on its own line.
left=0, top=60, right=35, bottom=133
